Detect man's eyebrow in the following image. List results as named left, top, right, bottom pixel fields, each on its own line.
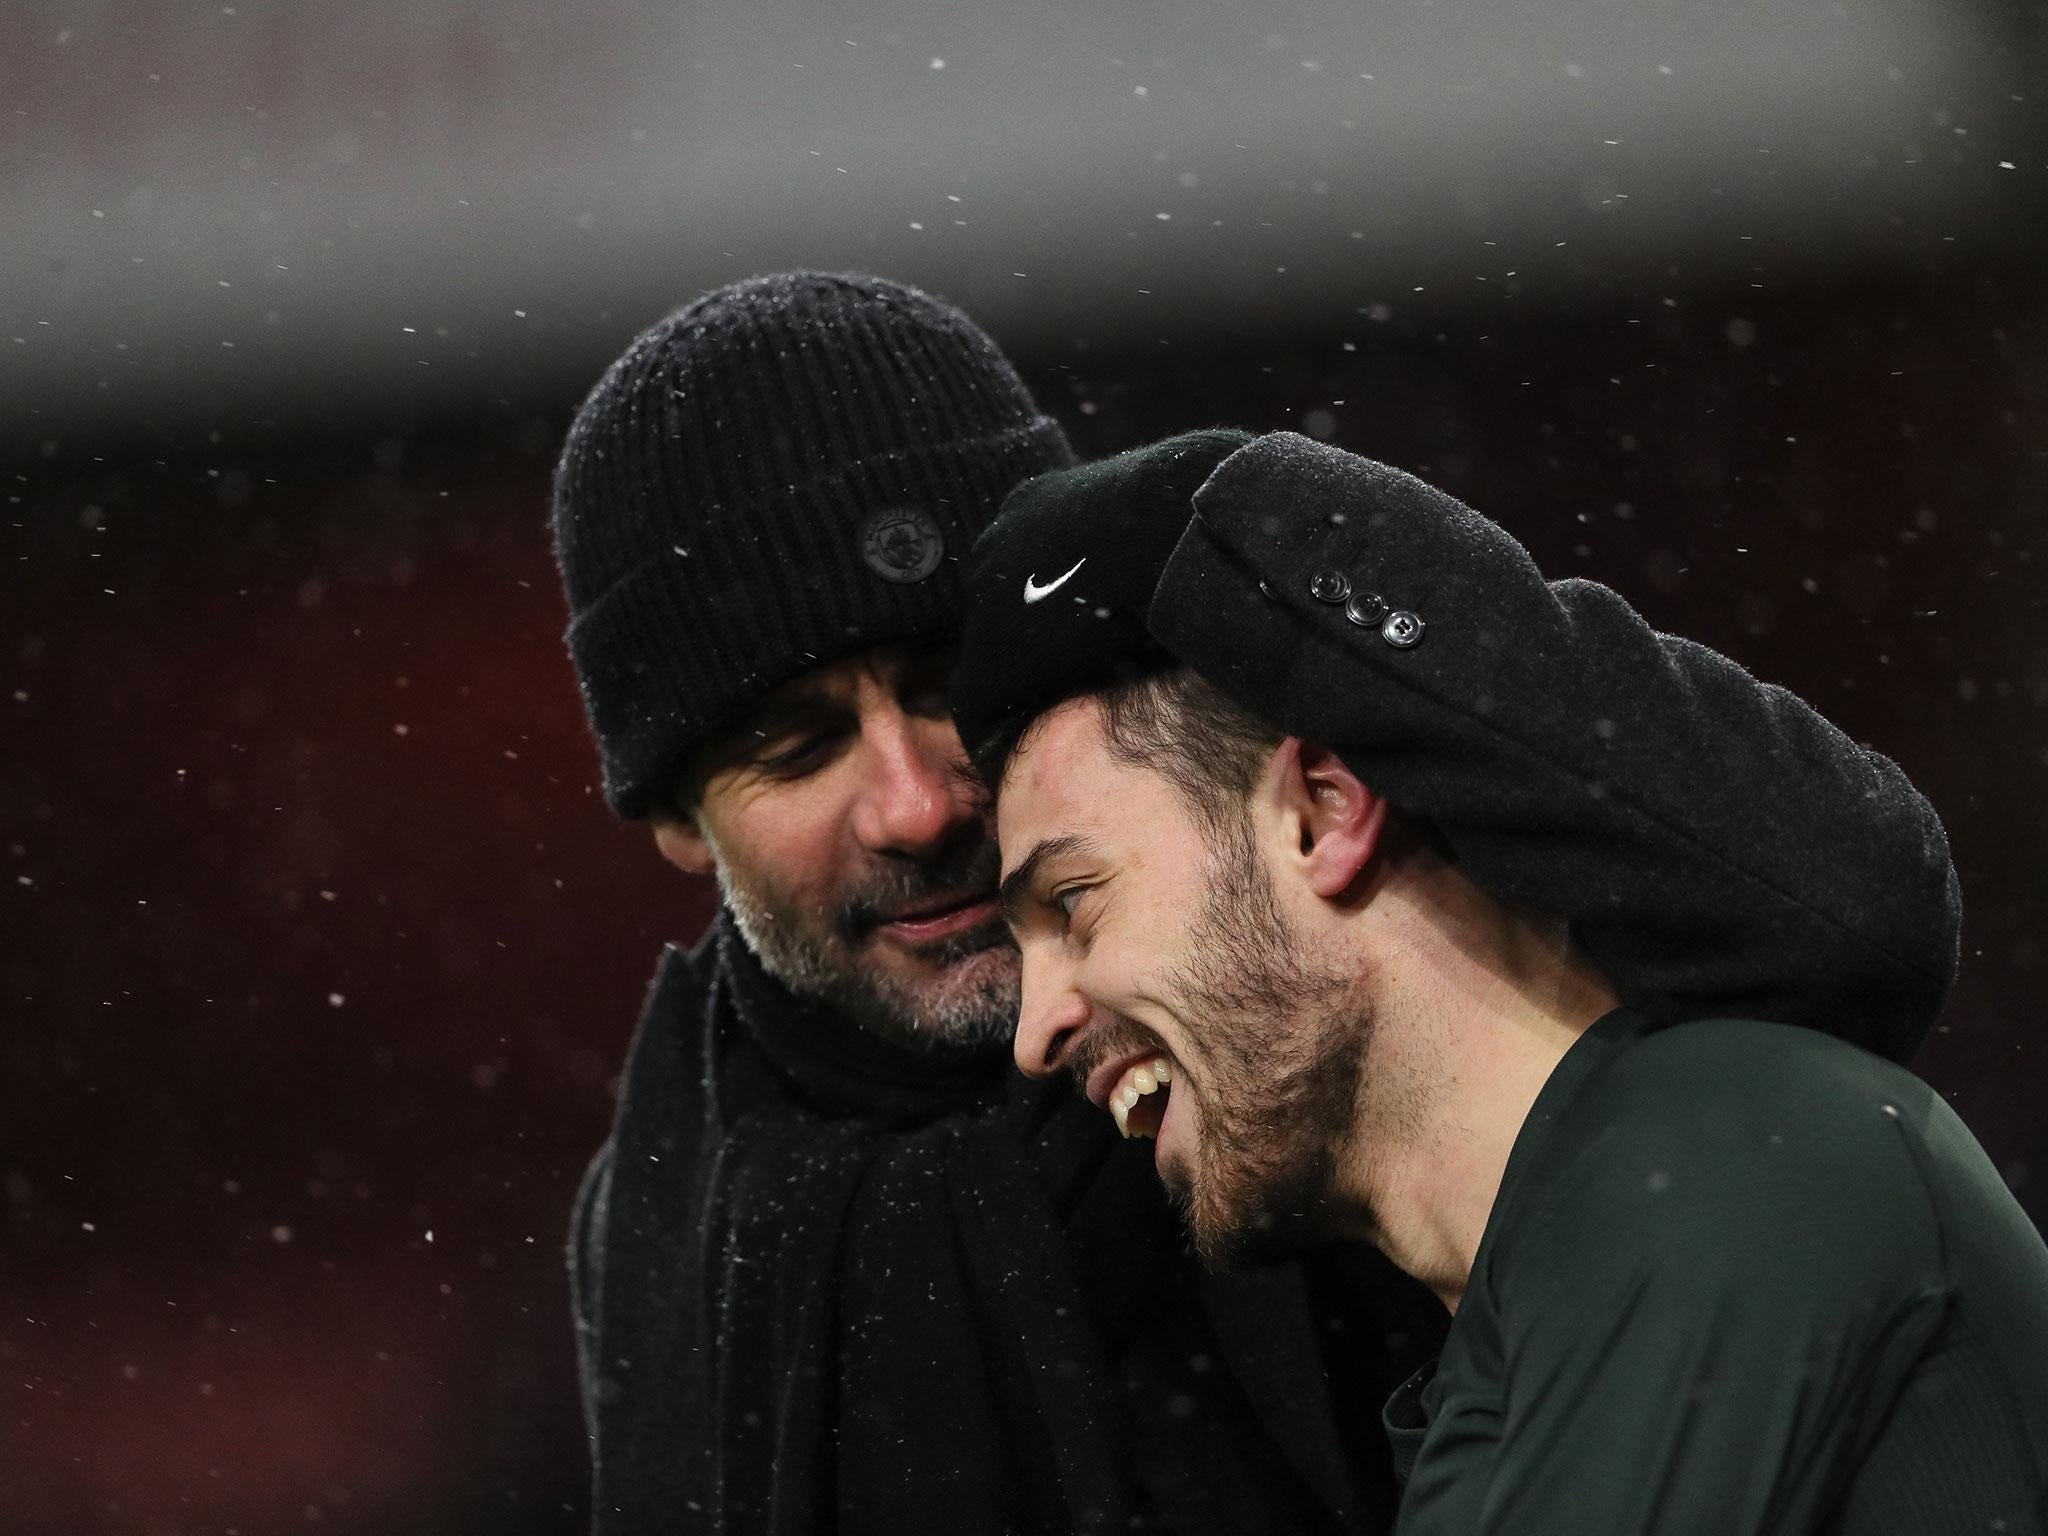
left=747, top=691, right=838, bottom=732
left=999, top=834, right=1097, bottom=927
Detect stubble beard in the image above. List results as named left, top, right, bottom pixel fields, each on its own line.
left=1167, top=816, right=1376, bottom=1270
left=708, top=824, right=1021, bottom=1053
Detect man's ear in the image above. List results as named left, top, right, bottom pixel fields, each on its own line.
left=1270, top=738, right=1389, bottom=900
left=652, top=815, right=716, bottom=877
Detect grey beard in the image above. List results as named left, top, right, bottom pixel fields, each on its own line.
left=710, top=848, right=1020, bottom=1054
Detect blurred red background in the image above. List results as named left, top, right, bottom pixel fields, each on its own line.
left=6, top=273, right=2045, bottom=1532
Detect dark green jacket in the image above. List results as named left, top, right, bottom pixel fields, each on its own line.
left=1386, top=1010, right=2048, bottom=1534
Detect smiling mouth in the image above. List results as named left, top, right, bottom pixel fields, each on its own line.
left=1089, top=1051, right=1176, bottom=1140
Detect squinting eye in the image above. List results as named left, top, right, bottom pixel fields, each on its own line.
left=759, top=734, right=836, bottom=775
left=1053, top=886, right=1085, bottom=922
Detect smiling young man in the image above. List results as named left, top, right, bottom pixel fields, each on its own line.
left=953, top=430, right=2045, bottom=1534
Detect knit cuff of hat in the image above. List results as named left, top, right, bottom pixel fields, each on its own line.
left=572, top=416, right=1069, bottom=820
left=951, top=428, right=1253, bottom=777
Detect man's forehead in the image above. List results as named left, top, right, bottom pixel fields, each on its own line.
left=996, top=700, right=1120, bottom=873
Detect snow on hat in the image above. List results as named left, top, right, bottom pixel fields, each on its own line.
left=552, top=270, right=1074, bottom=819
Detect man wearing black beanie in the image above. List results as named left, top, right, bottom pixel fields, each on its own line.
left=551, top=275, right=1444, bottom=1536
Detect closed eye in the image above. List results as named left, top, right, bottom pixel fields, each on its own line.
left=755, top=726, right=850, bottom=777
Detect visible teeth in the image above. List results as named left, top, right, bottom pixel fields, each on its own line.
left=1107, top=1056, right=1176, bottom=1139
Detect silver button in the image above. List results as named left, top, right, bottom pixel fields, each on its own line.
left=1381, top=609, right=1425, bottom=648
left=1309, top=570, right=1351, bottom=604
left=1343, top=591, right=1387, bottom=627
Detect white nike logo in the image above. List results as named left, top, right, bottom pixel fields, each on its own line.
left=1023, top=558, right=1086, bottom=603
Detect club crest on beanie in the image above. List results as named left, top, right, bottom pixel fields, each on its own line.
left=552, top=271, right=1075, bottom=819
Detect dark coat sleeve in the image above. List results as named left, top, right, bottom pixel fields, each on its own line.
left=1151, top=432, right=1959, bottom=1061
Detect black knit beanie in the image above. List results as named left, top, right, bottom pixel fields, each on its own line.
left=553, top=271, right=1075, bottom=819
left=951, top=429, right=1253, bottom=772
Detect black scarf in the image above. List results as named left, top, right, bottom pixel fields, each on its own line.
left=576, top=916, right=1437, bottom=1535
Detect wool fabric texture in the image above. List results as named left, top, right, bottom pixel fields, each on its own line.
left=1147, top=431, right=1960, bottom=1058
left=951, top=428, right=1250, bottom=766
left=569, top=914, right=1434, bottom=1536
left=553, top=270, right=1074, bottom=819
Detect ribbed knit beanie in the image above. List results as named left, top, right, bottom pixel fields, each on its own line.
left=951, top=429, right=1253, bottom=771
left=553, top=271, right=1075, bottom=819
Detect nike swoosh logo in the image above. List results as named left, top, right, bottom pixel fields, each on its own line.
left=1023, top=558, right=1087, bottom=603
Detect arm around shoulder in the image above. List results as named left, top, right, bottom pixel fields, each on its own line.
left=1153, top=433, right=1959, bottom=1058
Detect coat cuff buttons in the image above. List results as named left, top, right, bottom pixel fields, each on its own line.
left=1380, top=609, right=1425, bottom=648
left=1308, top=569, right=1424, bottom=648
left=1343, top=590, right=1388, bottom=627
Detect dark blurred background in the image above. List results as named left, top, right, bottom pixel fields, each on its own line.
left=5, top=3, right=2046, bottom=1532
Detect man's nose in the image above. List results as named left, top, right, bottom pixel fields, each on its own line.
left=851, top=710, right=977, bottom=855
left=1014, top=948, right=1090, bottom=1079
